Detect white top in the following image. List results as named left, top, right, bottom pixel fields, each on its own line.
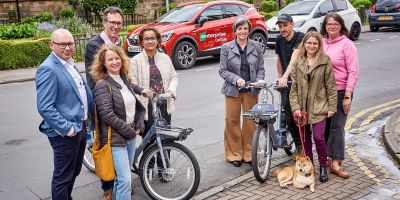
left=52, top=52, right=88, bottom=136
left=110, top=74, right=136, bottom=124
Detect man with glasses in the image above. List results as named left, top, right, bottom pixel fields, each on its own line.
left=36, top=28, right=94, bottom=200
left=275, top=14, right=305, bottom=159
left=84, top=6, right=123, bottom=200
left=85, top=6, right=124, bottom=90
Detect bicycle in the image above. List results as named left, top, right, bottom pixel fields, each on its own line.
left=83, top=93, right=201, bottom=200
left=242, top=80, right=296, bottom=183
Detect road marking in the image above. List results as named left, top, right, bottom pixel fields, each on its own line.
left=195, top=67, right=213, bottom=72
left=389, top=36, right=399, bottom=39
left=370, top=39, right=381, bottom=42
left=360, top=103, right=400, bottom=127
left=265, top=57, right=276, bottom=60
left=345, top=99, right=400, bottom=186
left=345, top=98, right=400, bottom=131
left=354, top=42, right=360, bottom=45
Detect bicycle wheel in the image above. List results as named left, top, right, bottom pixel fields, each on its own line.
left=83, top=142, right=95, bottom=173
left=283, top=131, right=296, bottom=156
left=139, top=142, right=200, bottom=200
left=252, top=125, right=272, bottom=183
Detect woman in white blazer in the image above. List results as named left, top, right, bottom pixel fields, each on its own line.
left=130, top=27, right=178, bottom=138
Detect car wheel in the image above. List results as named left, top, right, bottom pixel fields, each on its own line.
left=370, top=25, right=379, bottom=32
left=173, top=41, right=197, bottom=70
left=349, top=22, right=361, bottom=41
left=250, top=32, right=267, bottom=53
left=307, top=28, right=317, bottom=32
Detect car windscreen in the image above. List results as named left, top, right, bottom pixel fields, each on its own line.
left=376, top=0, right=400, bottom=7
left=279, top=1, right=319, bottom=15
left=157, top=4, right=204, bottom=23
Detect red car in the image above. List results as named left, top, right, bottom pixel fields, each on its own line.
left=124, top=1, right=267, bottom=69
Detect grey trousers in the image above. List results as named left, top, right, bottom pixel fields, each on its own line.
left=325, top=90, right=348, bottom=160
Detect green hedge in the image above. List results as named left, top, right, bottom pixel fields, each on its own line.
left=261, top=0, right=278, bottom=12
left=0, top=38, right=51, bottom=70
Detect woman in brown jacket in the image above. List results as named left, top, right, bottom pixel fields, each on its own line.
left=289, top=32, right=337, bottom=183
left=91, top=44, right=152, bottom=199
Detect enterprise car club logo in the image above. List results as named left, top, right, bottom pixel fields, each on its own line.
left=200, top=32, right=227, bottom=41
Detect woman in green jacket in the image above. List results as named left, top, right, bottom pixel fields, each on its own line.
left=289, top=31, right=337, bottom=183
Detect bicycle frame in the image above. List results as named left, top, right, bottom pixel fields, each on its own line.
left=243, top=82, right=289, bottom=148
left=132, top=93, right=193, bottom=173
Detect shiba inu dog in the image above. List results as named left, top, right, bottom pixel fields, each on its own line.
left=272, top=156, right=315, bottom=192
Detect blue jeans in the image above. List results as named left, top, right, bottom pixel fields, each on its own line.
left=111, top=139, right=136, bottom=200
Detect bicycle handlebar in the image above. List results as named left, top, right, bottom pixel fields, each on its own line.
left=242, top=80, right=292, bottom=90
left=152, top=93, right=174, bottom=103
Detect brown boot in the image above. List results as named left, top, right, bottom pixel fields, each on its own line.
left=102, top=189, right=112, bottom=200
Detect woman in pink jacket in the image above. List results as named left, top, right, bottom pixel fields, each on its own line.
left=321, top=12, right=359, bottom=179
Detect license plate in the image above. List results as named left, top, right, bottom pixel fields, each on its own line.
left=268, top=33, right=277, bottom=38
left=378, top=16, right=393, bottom=20
left=128, top=46, right=142, bottom=53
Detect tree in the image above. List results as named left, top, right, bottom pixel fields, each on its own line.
left=70, top=0, right=138, bottom=22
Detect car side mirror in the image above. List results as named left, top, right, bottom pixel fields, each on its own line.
left=198, top=17, right=209, bottom=27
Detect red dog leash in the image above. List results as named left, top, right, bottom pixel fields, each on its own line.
left=294, top=111, right=308, bottom=158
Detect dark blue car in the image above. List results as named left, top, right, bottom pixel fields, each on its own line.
left=369, top=0, right=400, bottom=32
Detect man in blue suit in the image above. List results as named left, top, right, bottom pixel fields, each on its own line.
left=36, top=28, right=94, bottom=200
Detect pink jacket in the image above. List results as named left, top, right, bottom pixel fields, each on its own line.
left=323, top=35, right=359, bottom=92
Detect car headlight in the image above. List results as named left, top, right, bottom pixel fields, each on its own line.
left=294, top=20, right=306, bottom=28
left=162, top=30, right=174, bottom=42
left=128, top=34, right=139, bottom=45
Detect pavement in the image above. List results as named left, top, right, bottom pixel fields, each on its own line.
left=3, top=24, right=400, bottom=199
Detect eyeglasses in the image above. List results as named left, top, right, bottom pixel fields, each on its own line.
left=305, top=41, right=319, bottom=46
left=326, top=23, right=340, bottom=27
left=143, top=37, right=157, bottom=42
left=106, top=20, right=123, bottom=27
left=52, top=41, right=75, bottom=49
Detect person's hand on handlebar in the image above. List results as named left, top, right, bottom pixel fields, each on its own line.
left=237, top=78, right=245, bottom=88
left=141, top=89, right=153, bottom=99
left=277, top=77, right=288, bottom=88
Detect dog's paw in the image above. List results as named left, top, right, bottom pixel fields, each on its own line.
left=310, top=188, right=315, bottom=192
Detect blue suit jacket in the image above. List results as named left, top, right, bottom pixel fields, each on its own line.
left=36, top=53, right=94, bottom=137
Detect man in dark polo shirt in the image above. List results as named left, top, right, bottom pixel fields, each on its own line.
left=275, top=14, right=305, bottom=157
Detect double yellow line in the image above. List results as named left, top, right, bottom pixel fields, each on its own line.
left=345, top=98, right=400, bottom=132
left=344, top=98, right=400, bottom=187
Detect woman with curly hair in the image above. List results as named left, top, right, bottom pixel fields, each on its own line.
left=91, top=44, right=152, bottom=199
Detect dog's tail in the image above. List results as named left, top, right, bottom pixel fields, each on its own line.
left=271, top=168, right=281, bottom=177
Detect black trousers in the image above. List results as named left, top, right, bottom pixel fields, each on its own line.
left=325, top=90, right=348, bottom=160
left=48, top=123, right=86, bottom=200
left=281, top=90, right=301, bottom=147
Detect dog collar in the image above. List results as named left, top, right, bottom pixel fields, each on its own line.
left=305, top=173, right=312, bottom=177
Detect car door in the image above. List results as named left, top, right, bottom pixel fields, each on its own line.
left=192, top=5, right=226, bottom=52
left=312, top=0, right=335, bottom=32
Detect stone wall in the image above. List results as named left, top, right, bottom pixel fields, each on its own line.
left=0, top=0, right=263, bottom=21
left=0, top=0, right=69, bottom=19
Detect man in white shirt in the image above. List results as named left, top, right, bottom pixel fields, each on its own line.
left=36, top=28, right=94, bottom=200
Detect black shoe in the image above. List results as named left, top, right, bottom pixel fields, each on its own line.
left=319, top=167, right=328, bottom=182
left=230, top=160, right=242, bottom=167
